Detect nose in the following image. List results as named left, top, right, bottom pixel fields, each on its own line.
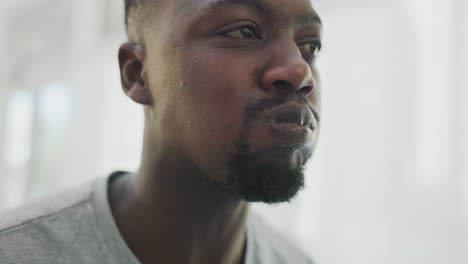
left=261, top=42, right=315, bottom=96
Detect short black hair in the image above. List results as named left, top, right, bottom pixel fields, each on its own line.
left=124, top=0, right=156, bottom=35
left=124, top=0, right=137, bottom=30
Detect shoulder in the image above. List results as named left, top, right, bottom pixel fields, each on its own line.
left=0, top=181, right=94, bottom=232
left=0, top=179, right=105, bottom=263
left=248, top=213, right=314, bottom=264
left=0, top=180, right=96, bottom=233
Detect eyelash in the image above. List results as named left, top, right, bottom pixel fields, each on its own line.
left=222, top=24, right=263, bottom=40
left=298, top=41, right=322, bottom=57
left=220, top=23, right=322, bottom=58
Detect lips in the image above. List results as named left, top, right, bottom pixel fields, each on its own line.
left=264, top=103, right=316, bottom=143
left=271, top=107, right=313, bottom=128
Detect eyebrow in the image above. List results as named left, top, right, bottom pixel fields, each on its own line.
left=297, top=13, right=322, bottom=26
left=207, top=0, right=273, bottom=16
left=206, top=0, right=322, bottom=26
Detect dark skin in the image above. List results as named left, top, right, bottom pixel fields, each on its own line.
left=112, top=0, right=322, bottom=263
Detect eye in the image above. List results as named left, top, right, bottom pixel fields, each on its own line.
left=298, top=41, right=322, bottom=58
left=224, top=25, right=262, bottom=40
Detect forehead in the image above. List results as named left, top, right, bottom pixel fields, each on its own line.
left=173, top=0, right=320, bottom=24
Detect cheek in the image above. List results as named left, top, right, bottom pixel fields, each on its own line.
left=308, top=67, right=322, bottom=110
left=308, top=87, right=321, bottom=110
left=175, top=51, right=258, bottom=167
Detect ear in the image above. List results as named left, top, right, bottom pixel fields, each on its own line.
left=118, top=42, right=152, bottom=105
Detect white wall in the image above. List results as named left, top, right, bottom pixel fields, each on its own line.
left=314, top=0, right=467, bottom=263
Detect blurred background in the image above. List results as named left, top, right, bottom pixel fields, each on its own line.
left=0, top=0, right=466, bottom=263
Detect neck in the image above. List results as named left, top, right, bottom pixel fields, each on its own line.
left=109, top=139, right=249, bottom=264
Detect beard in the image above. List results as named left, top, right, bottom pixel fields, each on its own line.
left=220, top=134, right=310, bottom=204
left=201, top=95, right=316, bottom=203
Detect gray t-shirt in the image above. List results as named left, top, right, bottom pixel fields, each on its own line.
left=0, top=172, right=312, bottom=264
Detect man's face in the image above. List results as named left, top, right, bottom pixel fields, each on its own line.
left=142, top=0, right=322, bottom=203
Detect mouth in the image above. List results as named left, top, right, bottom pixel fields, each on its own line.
left=264, top=103, right=316, bottom=144
left=271, top=107, right=314, bottom=128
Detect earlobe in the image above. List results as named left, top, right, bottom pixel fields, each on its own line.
left=126, top=82, right=152, bottom=105
left=118, top=42, right=152, bottom=105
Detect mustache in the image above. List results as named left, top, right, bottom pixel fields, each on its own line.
left=302, top=97, right=320, bottom=124
left=245, top=95, right=320, bottom=124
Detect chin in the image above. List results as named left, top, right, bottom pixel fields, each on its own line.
left=239, top=164, right=305, bottom=204
left=224, top=143, right=312, bottom=204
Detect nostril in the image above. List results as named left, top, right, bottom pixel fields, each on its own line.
left=298, top=85, right=313, bottom=96
left=273, top=80, right=292, bottom=90
left=270, top=80, right=313, bottom=95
